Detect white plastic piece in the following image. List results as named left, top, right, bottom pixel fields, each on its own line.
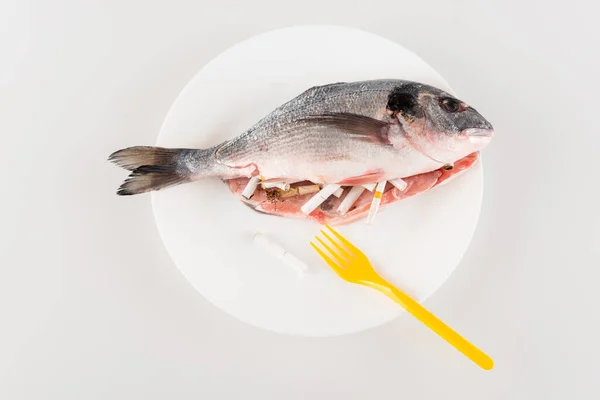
left=337, top=185, right=366, bottom=215
left=332, top=187, right=344, bottom=198
left=261, top=181, right=291, bottom=191
left=300, top=184, right=341, bottom=215
left=242, top=176, right=261, bottom=199
left=390, top=178, right=408, bottom=191
left=253, top=232, right=308, bottom=275
left=366, top=181, right=387, bottom=225
left=362, top=183, right=376, bottom=191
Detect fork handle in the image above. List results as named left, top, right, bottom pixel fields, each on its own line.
left=375, top=283, right=494, bottom=370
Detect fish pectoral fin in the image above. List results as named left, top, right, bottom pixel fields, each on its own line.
left=297, top=113, right=393, bottom=145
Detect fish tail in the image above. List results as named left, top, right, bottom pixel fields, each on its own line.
left=108, top=146, right=216, bottom=195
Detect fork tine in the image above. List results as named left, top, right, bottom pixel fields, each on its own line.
left=310, top=242, right=345, bottom=277
left=325, top=225, right=361, bottom=256
left=316, top=237, right=350, bottom=268
left=320, top=230, right=353, bottom=261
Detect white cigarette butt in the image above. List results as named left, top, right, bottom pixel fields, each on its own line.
left=253, top=232, right=308, bottom=274
left=297, top=185, right=321, bottom=196
left=390, top=178, right=407, bottom=191
left=300, top=184, right=341, bottom=215
left=366, top=181, right=387, bottom=225
left=332, top=187, right=344, bottom=198
left=242, top=176, right=261, bottom=199
left=362, top=183, right=376, bottom=191
left=337, top=185, right=366, bottom=215
left=261, top=181, right=290, bottom=191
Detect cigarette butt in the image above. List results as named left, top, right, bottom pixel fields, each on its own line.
left=332, top=187, right=344, bottom=198
left=337, top=185, right=365, bottom=215
left=278, top=184, right=321, bottom=199
left=375, top=180, right=387, bottom=194
left=253, top=232, right=308, bottom=274
left=242, top=176, right=261, bottom=199
left=366, top=181, right=387, bottom=224
left=390, top=178, right=407, bottom=191
left=362, top=183, right=376, bottom=191
left=300, top=184, right=341, bottom=215
left=297, top=185, right=321, bottom=196
left=261, top=181, right=291, bottom=191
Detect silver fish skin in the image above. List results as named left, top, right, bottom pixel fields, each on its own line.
left=109, top=80, right=494, bottom=195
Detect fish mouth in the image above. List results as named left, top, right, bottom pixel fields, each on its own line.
left=464, top=128, right=494, bottom=145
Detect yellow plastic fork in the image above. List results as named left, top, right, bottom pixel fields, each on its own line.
left=310, top=225, right=494, bottom=370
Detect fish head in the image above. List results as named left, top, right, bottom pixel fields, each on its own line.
left=389, top=84, right=494, bottom=164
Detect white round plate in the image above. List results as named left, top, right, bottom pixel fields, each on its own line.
left=152, top=25, right=483, bottom=337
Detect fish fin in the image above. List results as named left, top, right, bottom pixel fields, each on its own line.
left=298, top=113, right=392, bottom=145
left=108, top=146, right=182, bottom=171
left=108, top=146, right=215, bottom=195
left=116, top=165, right=191, bottom=195
left=337, top=171, right=386, bottom=185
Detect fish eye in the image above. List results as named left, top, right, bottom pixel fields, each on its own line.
left=440, top=98, right=461, bottom=113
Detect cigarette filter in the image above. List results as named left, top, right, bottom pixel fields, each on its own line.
left=366, top=180, right=387, bottom=224
left=253, top=232, right=308, bottom=274
left=390, top=178, right=407, bottom=191
left=261, top=181, right=291, bottom=191
left=332, top=187, right=344, bottom=198
left=337, top=185, right=366, bottom=215
left=242, top=176, right=261, bottom=199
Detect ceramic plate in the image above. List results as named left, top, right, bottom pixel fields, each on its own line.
left=152, top=25, right=483, bottom=337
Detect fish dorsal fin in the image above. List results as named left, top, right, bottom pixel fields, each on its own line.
left=297, top=113, right=393, bottom=145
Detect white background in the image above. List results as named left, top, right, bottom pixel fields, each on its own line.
left=1, top=0, right=598, bottom=399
